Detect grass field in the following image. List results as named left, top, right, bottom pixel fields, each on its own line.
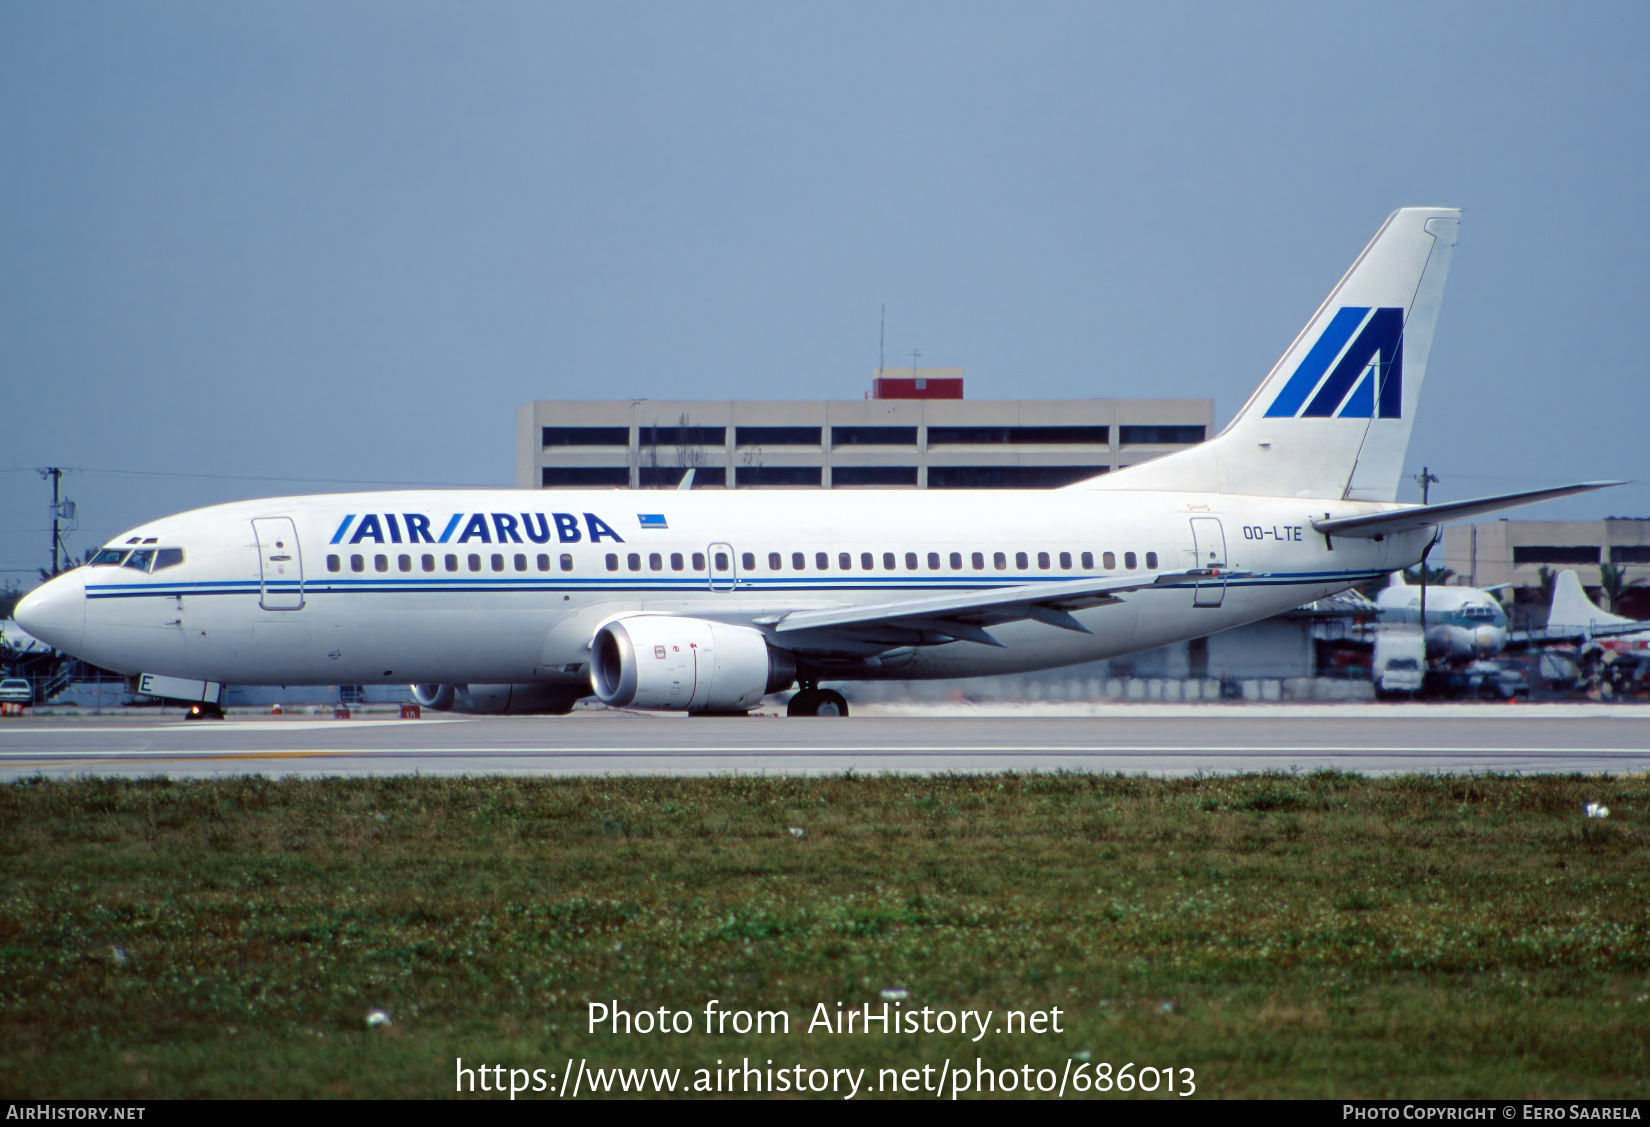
left=1, top=772, right=1647, bottom=1099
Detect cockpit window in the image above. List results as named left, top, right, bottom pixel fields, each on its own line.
left=123, top=549, right=156, bottom=572
left=91, top=548, right=130, bottom=567
left=153, top=548, right=185, bottom=571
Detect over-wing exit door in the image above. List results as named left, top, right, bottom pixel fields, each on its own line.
left=707, top=542, right=738, bottom=591
left=1189, top=517, right=1228, bottom=608
left=252, top=517, right=304, bottom=610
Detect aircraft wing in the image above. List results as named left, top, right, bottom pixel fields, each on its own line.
left=770, top=569, right=1241, bottom=649
left=1311, top=481, right=1626, bottom=540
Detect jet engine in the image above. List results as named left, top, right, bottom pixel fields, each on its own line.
left=410, top=682, right=582, bottom=715
left=591, top=616, right=795, bottom=712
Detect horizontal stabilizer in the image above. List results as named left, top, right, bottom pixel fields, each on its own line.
left=1506, top=620, right=1650, bottom=649
left=1311, top=482, right=1626, bottom=540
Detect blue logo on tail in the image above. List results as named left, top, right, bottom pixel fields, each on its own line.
left=1264, top=307, right=1404, bottom=419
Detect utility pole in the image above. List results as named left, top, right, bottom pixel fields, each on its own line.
left=44, top=468, right=62, bottom=577
left=39, top=468, right=73, bottom=577
left=1414, top=466, right=1439, bottom=505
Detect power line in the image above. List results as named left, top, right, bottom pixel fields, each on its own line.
left=0, top=466, right=505, bottom=487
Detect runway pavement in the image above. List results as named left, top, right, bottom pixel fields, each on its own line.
left=2, top=703, right=1648, bottom=778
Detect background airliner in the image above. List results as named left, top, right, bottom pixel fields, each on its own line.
left=14, top=208, right=1624, bottom=716
left=1374, top=570, right=1510, bottom=660
left=1541, top=570, right=1650, bottom=653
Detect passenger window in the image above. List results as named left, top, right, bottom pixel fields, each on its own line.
left=792, top=552, right=806, bottom=570
left=1059, top=551, right=1072, bottom=570
left=861, top=552, right=874, bottom=570
left=839, top=552, right=852, bottom=570
left=692, top=553, right=706, bottom=571
left=627, top=553, right=642, bottom=571
left=468, top=554, right=482, bottom=572
left=905, top=552, right=919, bottom=570
left=670, top=553, right=684, bottom=571
left=652, top=553, right=665, bottom=571
left=1145, top=551, right=1158, bottom=569
left=153, top=548, right=185, bottom=571
left=536, top=554, right=550, bottom=571
left=1103, top=551, right=1116, bottom=570
left=423, top=554, right=436, bottom=572
left=1081, top=551, right=1093, bottom=569
left=514, top=554, right=528, bottom=571
left=971, top=552, right=985, bottom=570
left=1015, top=552, right=1028, bottom=570
left=883, top=552, right=897, bottom=570
left=1124, top=551, right=1137, bottom=570
left=816, top=552, right=830, bottom=570
left=351, top=554, right=365, bottom=573
left=327, top=554, right=341, bottom=573
left=92, top=548, right=129, bottom=566
left=445, top=554, right=458, bottom=572
left=742, top=552, right=756, bottom=571
left=949, top=552, right=962, bottom=570
left=769, top=552, right=782, bottom=570
left=714, top=552, right=729, bottom=570
left=375, top=554, right=389, bottom=572
left=399, top=554, right=412, bottom=572
left=491, top=554, right=505, bottom=572
left=1037, top=552, right=1051, bottom=570
left=606, top=553, right=619, bottom=571
left=927, top=552, right=941, bottom=570
left=993, top=551, right=1007, bottom=570
left=561, top=554, right=575, bottom=572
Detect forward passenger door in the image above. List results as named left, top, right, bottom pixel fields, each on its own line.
left=252, top=517, right=305, bottom=610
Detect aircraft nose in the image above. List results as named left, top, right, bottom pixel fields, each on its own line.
left=1476, top=626, right=1500, bottom=654
left=14, top=575, right=86, bottom=655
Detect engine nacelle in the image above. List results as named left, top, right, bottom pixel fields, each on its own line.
left=591, top=616, right=795, bottom=712
left=411, top=683, right=456, bottom=710
left=410, top=682, right=582, bottom=715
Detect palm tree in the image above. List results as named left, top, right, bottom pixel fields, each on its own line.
left=1403, top=562, right=1454, bottom=585
left=1598, top=562, right=1627, bottom=614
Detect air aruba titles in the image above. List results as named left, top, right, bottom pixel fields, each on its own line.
left=329, top=512, right=627, bottom=547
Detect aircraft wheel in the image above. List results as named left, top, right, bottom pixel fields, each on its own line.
left=787, top=688, right=849, bottom=717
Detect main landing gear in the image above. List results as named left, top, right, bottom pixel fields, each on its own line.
left=787, top=682, right=849, bottom=717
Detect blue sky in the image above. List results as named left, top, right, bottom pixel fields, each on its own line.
left=2, top=2, right=1647, bottom=579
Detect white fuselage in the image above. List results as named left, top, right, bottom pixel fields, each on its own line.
left=21, top=486, right=1428, bottom=691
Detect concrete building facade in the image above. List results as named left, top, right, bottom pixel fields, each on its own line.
left=1444, top=518, right=1650, bottom=620
left=1443, top=519, right=1650, bottom=590
left=516, top=375, right=1213, bottom=491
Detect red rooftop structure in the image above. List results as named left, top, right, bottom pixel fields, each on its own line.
left=870, top=370, right=964, bottom=399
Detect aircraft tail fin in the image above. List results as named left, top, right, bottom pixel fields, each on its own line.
left=1077, top=207, right=1460, bottom=501
left=1548, top=569, right=1634, bottom=630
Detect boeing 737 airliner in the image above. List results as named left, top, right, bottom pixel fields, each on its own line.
left=15, top=208, right=1623, bottom=716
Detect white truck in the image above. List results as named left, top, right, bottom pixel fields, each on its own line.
left=1373, top=628, right=1426, bottom=697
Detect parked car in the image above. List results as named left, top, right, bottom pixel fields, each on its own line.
left=0, top=678, right=33, bottom=704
